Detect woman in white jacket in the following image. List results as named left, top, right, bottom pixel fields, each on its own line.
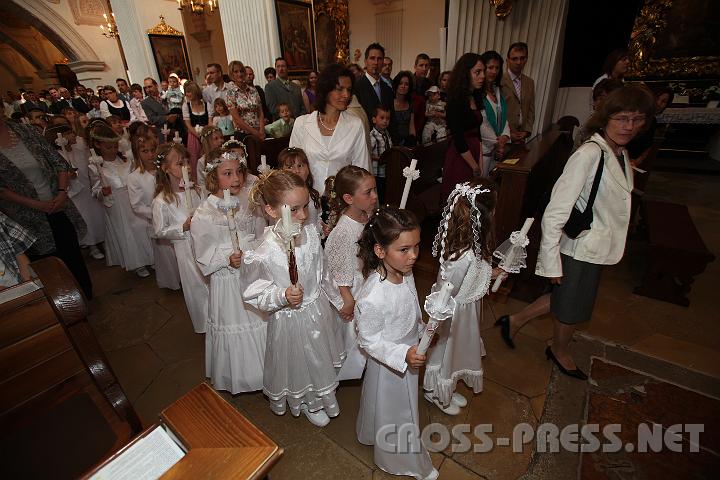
left=533, top=85, right=654, bottom=379
left=289, top=64, right=370, bottom=192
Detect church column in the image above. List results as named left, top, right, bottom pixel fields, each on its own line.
left=109, top=0, right=156, bottom=84
left=219, top=0, right=281, bottom=86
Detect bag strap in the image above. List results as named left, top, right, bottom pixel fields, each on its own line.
left=583, top=141, right=605, bottom=214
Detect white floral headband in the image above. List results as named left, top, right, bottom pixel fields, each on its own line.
left=204, top=149, right=247, bottom=173
left=432, top=182, right=491, bottom=264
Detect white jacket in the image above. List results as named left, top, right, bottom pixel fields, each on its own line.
left=536, top=133, right=633, bottom=277
left=289, top=110, right=371, bottom=191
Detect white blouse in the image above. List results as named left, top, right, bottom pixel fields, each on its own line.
left=152, top=191, right=202, bottom=242
left=289, top=110, right=371, bottom=191
left=127, top=169, right=155, bottom=223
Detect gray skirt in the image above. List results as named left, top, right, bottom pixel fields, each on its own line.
left=550, top=254, right=603, bottom=325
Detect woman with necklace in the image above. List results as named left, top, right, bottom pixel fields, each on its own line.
left=289, top=64, right=370, bottom=193
left=479, top=50, right=510, bottom=177
left=226, top=60, right=265, bottom=141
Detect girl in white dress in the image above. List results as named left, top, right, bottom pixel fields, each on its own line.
left=87, top=120, right=153, bottom=277
left=47, top=124, right=105, bottom=259
left=243, top=170, right=345, bottom=427
left=196, top=126, right=224, bottom=199
left=324, top=165, right=377, bottom=355
left=423, top=179, right=500, bottom=415
left=127, top=135, right=181, bottom=290
left=278, top=147, right=327, bottom=237
left=190, top=145, right=267, bottom=393
left=355, top=206, right=438, bottom=480
left=153, top=143, right=209, bottom=333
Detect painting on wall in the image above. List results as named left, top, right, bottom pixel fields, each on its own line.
left=147, top=17, right=192, bottom=81
left=275, top=0, right=317, bottom=74
left=314, top=0, right=350, bottom=70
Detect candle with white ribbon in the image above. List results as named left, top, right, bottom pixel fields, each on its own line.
left=181, top=165, right=192, bottom=210
left=195, top=124, right=203, bottom=135
left=491, top=217, right=534, bottom=292
left=417, top=281, right=454, bottom=355
left=258, top=154, right=270, bottom=174
left=399, top=159, right=419, bottom=209
left=281, top=204, right=292, bottom=232
left=55, top=132, right=67, bottom=148
left=172, top=131, right=182, bottom=144
left=230, top=135, right=235, bottom=141
left=161, top=123, right=170, bottom=141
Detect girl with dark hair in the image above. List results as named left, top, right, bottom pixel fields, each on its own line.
left=480, top=50, right=511, bottom=176
left=391, top=71, right=416, bottom=146
left=441, top=53, right=486, bottom=197
left=278, top=146, right=325, bottom=236
left=289, top=63, right=370, bottom=192
left=354, top=206, right=438, bottom=480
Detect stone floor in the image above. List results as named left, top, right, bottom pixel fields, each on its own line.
left=84, top=171, right=719, bottom=479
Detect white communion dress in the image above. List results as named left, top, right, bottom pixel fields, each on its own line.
left=355, top=271, right=435, bottom=480
left=128, top=169, right=181, bottom=290
left=324, top=213, right=367, bottom=380
left=423, top=250, right=490, bottom=406
left=191, top=192, right=268, bottom=393
left=90, top=156, right=153, bottom=271
left=152, top=190, right=209, bottom=333
left=60, top=143, right=105, bottom=246
left=243, top=223, right=345, bottom=417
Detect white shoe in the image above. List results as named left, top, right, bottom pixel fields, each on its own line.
left=424, top=392, right=460, bottom=415
left=89, top=245, right=105, bottom=260
left=135, top=267, right=150, bottom=278
left=301, top=405, right=330, bottom=427
left=450, top=392, right=467, bottom=407
left=420, top=468, right=439, bottom=480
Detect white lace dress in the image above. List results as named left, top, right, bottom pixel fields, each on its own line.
left=324, top=214, right=366, bottom=379
left=128, top=169, right=181, bottom=290
left=191, top=193, right=267, bottom=393
left=355, top=272, right=435, bottom=480
left=243, top=224, right=345, bottom=417
left=90, top=156, right=153, bottom=271
left=60, top=144, right=104, bottom=246
left=423, top=250, right=490, bottom=406
left=152, top=191, right=209, bottom=333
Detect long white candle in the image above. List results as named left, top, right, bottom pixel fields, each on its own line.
left=181, top=165, right=192, bottom=210
left=492, top=217, right=535, bottom=292
left=261, top=155, right=267, bottom=168
left=223, top=189, right=239, bottom=251
left=399, top=159, right=418, bottom=209
left=281, top=204, right=292, bottom=232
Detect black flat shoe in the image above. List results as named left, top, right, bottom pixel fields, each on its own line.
left=545, top=346, right=588, bottom=380
left=494, top=315, right=515, bottom=349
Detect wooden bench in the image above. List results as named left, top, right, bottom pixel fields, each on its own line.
left=244, top=135, right=290, bottom=175
left=0, top=257, right=141, bottom=479
left=634, top=200, right=715, bottom=306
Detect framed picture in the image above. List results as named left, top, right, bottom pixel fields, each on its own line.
left=628, top=0, right=720, bottom=79
left=148, top=34, right=193, bottom=81
left=314, top=0, right=350, bottom=71
left=275, top=0, right=317, bottom=74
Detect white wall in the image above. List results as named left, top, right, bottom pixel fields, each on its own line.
left=348, top=0, right=445, bottom=72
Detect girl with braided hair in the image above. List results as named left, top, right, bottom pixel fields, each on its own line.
left=422, top=178, right=503, bottom=415
left=354, top=206, right=438, bottom=480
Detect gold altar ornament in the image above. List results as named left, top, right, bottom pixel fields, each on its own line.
left=147, top=15, right=184, bottom=36
left=489, top=0, right=513, bottom=19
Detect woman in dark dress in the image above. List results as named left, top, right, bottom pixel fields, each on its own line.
left=391, top=71, right=416, bottom=146
left=441, top=53, right=486, bottom=197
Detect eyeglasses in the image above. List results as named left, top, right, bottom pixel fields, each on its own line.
left=609, top=114, right=646, bottom=126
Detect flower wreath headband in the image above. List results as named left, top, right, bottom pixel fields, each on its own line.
left=88, top=119, right=120, bottom=143
left=205, top=149, right=248, bottom=173
left=432, top=182, right=491, bottom=264
left=200, top=126, right=219, bottom=140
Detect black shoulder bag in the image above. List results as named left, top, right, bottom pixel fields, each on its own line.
left=562, top=142, right=605, bottom=239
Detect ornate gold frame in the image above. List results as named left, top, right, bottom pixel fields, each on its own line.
left=313, top=0, right=349, bottom=65
left=146, top=15, right=183, bottom=36
left=627, top=0, right=719, bottom=78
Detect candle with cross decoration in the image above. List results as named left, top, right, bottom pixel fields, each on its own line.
left=399, top=159, right=420, bottom=209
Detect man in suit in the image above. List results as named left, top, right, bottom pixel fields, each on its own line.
left=71, top=85, right=91, bottom=113
left=353, top=43, right=395, bottom=126
left=501, top=42, right=535, bottom=143
left=20, top=90, right=48, bottom=115
left=116, top=78, right=132, bottom=103
left=49, top=87, right=72, bottom=115
left=264, top=57, right=305, bottom=121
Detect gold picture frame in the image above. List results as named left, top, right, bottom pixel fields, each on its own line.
left=627, top=0, right=720, bottom=79
left=147, top=16, right=193, bottom=81
left=314, top=0, right=350, bottom=70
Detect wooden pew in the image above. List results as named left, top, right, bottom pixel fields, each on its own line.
left=244, top=135, right=290, bottom=175
left=0, top=257, right=141, bottom=479
left=634, top=201, right=715, bottom=306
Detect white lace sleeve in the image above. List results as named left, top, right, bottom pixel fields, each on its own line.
left=242, top=258, right=289, bottom=313
left=152, top=198, right=185, bottom=241
left=325, top=224, right=360, bottom=287
left=190, top=213, right=233, bottom=276
left=356, top=298, right=411, bottom=373
left=438, top=255, right=472, bottom=297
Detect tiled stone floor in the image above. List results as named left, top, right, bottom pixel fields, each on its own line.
left=85, top=172, right=719, bottom=479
